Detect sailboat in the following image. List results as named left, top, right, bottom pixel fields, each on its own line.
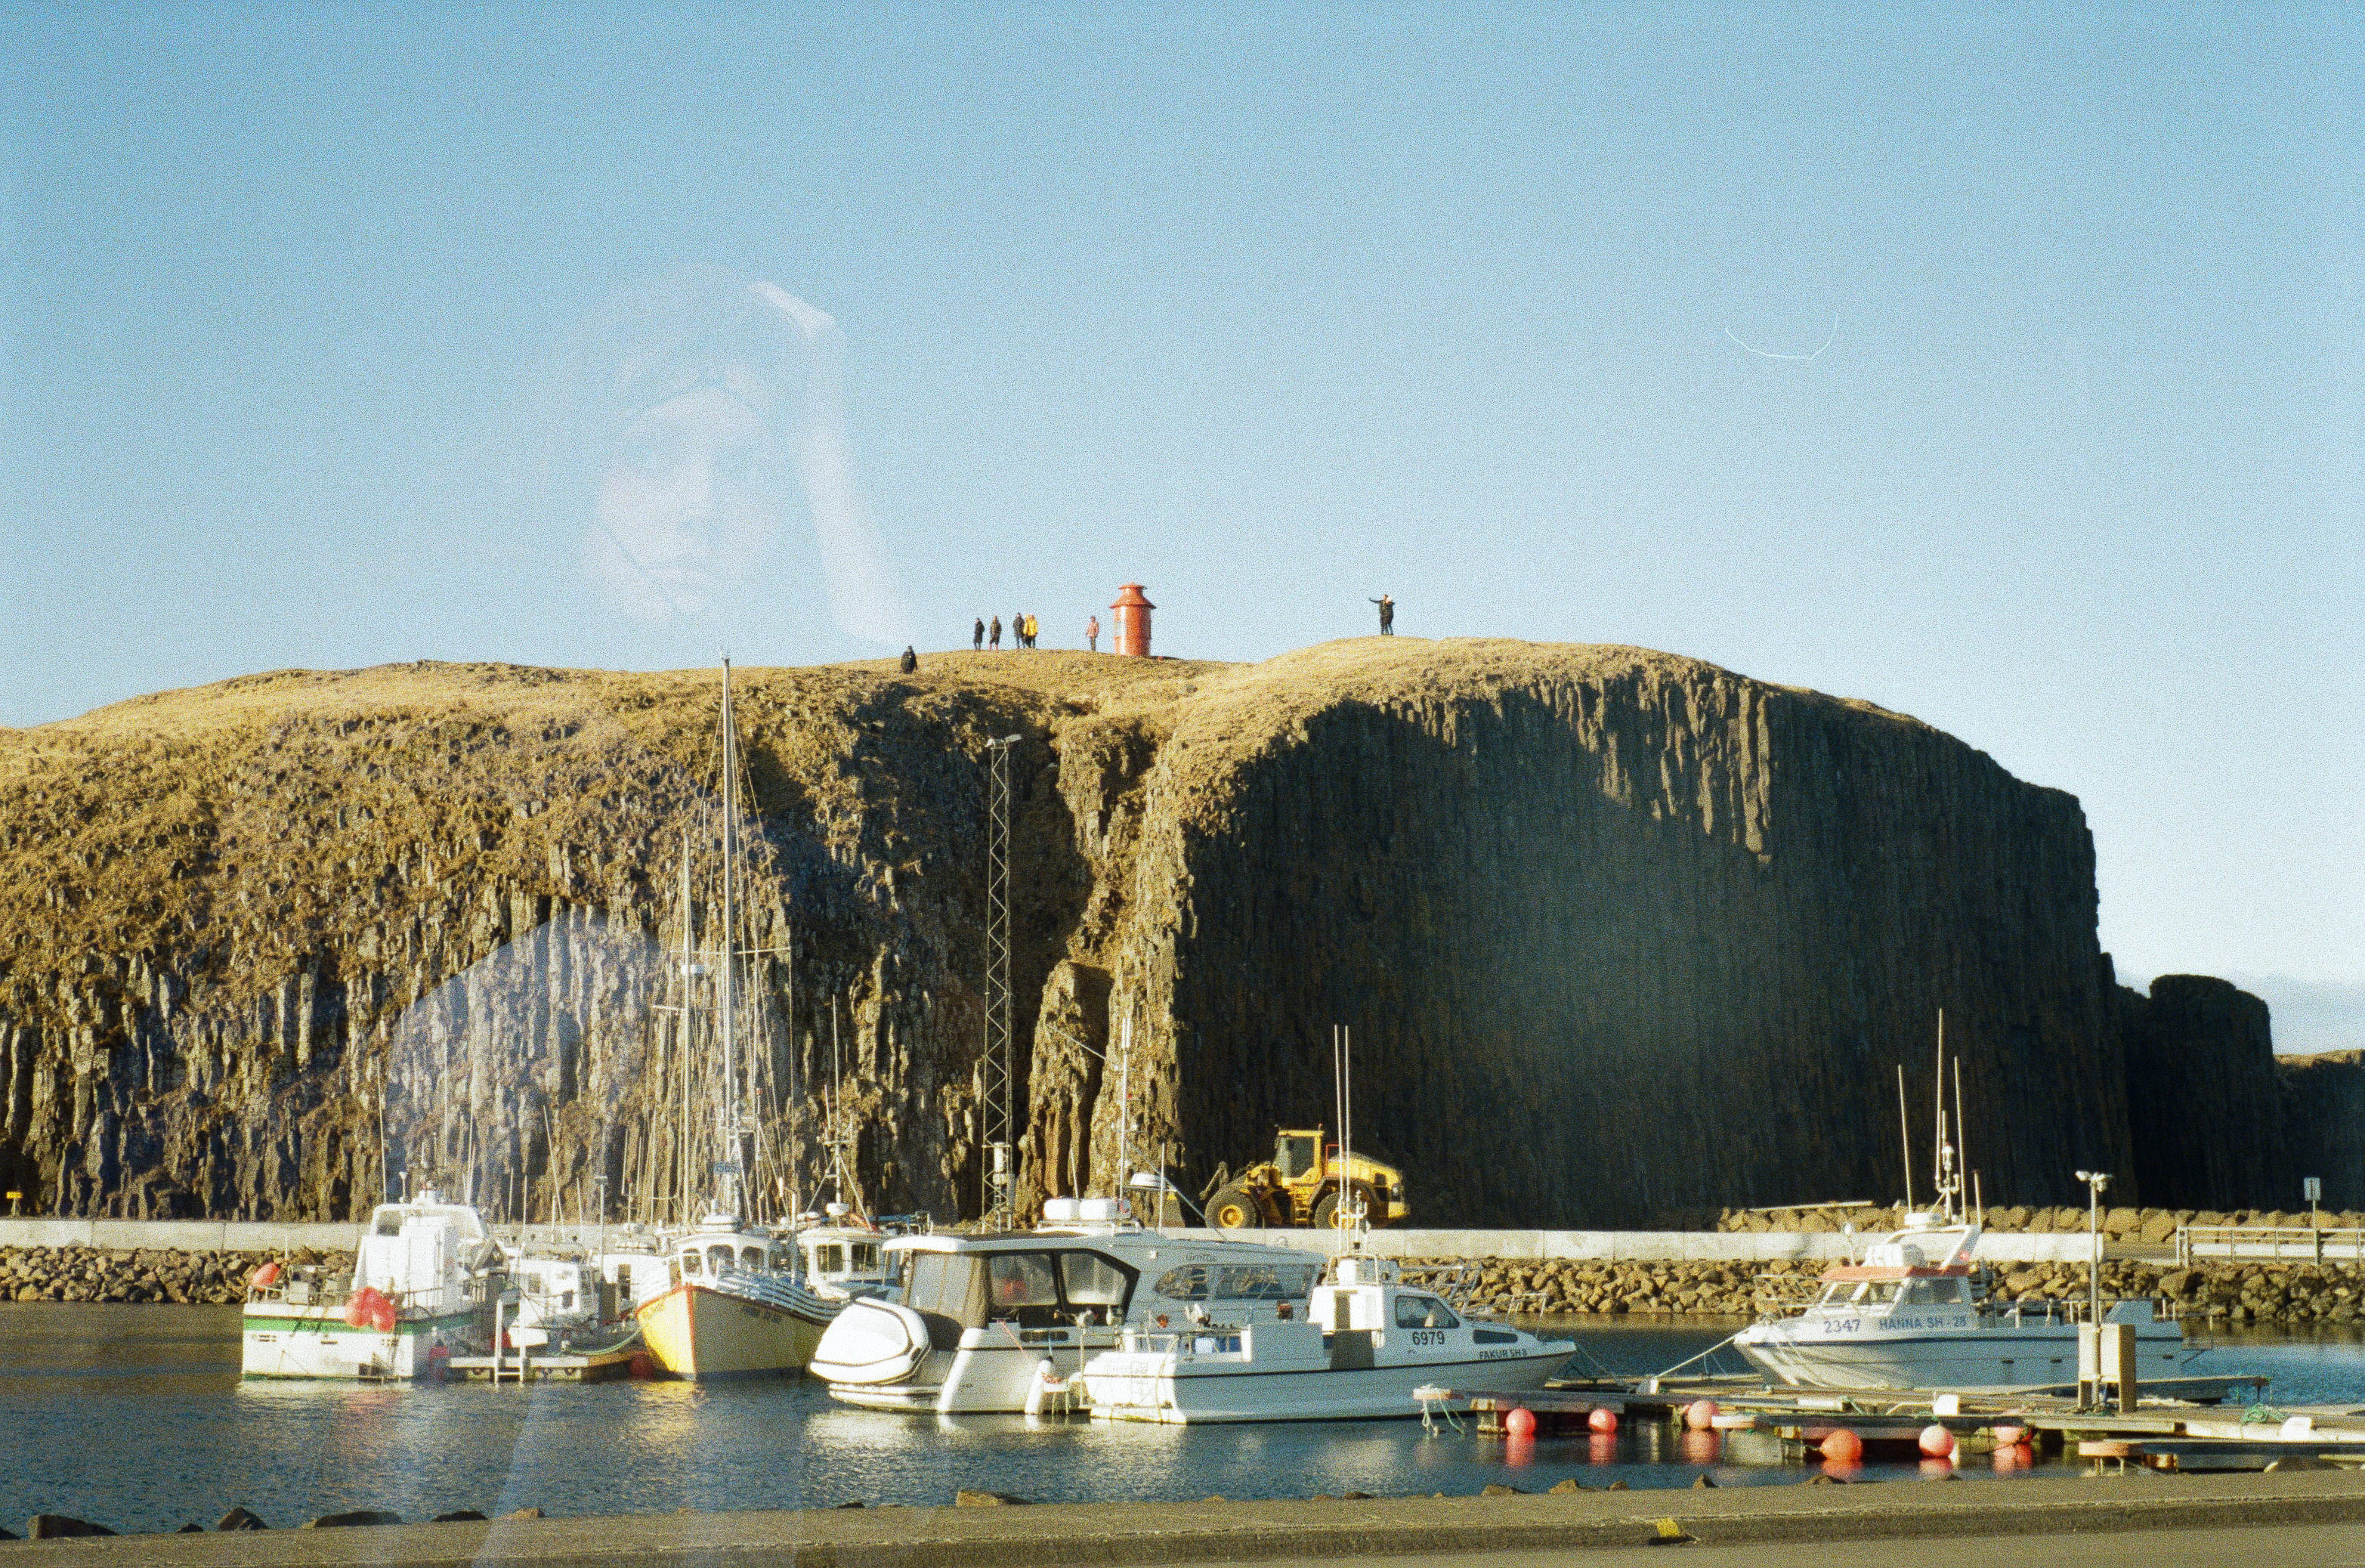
left=634, top=659, right=839, bottom=1378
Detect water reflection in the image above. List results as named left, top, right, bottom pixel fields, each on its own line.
left=4, top=1307, right=2359, bottom=1536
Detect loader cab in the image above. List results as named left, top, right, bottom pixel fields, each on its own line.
left=1275, top=1131, right=1319, bottom=1180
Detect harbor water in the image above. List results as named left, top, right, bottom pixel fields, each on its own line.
left=3, top=1305, right=2359, bottom=1536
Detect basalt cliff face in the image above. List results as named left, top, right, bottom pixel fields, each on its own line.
left=0, top=640, right=2301, bottom=1226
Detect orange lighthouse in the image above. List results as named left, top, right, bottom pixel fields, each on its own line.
left=1110, top=583, right=1155, bottom=657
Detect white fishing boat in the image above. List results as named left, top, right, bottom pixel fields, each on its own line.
left=812, top=1197, right=1326, bottom=1413
left=1733, top=1013, right=2187, bottom=1394
left=1730, top=1215, right=2187, bottom=1393
left=241, top=1189, right=497, bottom=1379
left=1078, top=1254, right=1572, bottom=1424
left=793, top=1203, right=899, bottom=1304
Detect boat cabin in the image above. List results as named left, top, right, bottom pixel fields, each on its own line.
left=671, top=1219, right=793, bottom=1288
left=352, top=1189, right=496, bottom=1317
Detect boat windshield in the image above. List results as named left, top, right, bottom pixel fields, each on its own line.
left=904, top=1253, right=988, bottom=1328
left=1393, top=1293, right=1458, bottom=1329
left=1819, top=1282, right=1864, bottom=1306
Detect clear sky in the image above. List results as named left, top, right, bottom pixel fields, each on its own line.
left=3, top=5, right=2358, bottom=1046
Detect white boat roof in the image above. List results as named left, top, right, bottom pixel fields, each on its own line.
left=883, top=1226, right=1322, bottom=1261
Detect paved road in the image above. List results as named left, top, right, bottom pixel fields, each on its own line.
left=1169, top=1523, right=2365, bottom=1568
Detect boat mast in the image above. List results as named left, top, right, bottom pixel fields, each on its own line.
left=716, top=657, right=743, bottom=1223
left=679, top=825, right=695, bottom=1224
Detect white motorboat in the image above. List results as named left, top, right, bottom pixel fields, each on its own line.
left=1078, top=1254, right=1572, bottom=1424
left=1731, top=1216, right=2187, bottom=1393
left=811, top=1196, right=1325, bottom=1413
left=241, top=1188, right=497, bottom=1379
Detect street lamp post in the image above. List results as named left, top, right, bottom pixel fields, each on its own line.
left=2074, top=1171, right=2110, bottom=1325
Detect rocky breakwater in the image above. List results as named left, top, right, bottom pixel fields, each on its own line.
left=0, top=1245, right=347, bottom=1305
left=0, top=641, right=2316, bottom=1226
left=1421, top=1255, right=2365, bottom=1327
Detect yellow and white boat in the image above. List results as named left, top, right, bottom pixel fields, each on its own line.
left=634, top=1215, right=837, bottom=1378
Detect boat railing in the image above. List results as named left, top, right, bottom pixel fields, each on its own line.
left=2177, top=1225, right=2365, bottom=1265
left=246, top=1268, right=466, bottom=1317
left=1985, top=1294, right=2181, bottom=1325
left=1122, top=1328, right=1245, bottom=1356
left=1402, top=1262, right=1484, bottom=1312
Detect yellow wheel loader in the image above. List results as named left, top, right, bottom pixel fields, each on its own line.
left=1201, top=1128, right=1409, bottom=1231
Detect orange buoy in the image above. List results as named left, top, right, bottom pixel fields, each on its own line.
left=1819, top=1427, right=1863, bottom=1464
left=1587, top=1407, right=1618, bottom=1435
left=1504, top=1406, right=1536, bottom=1439
left=1918, top=1424, right=1957, bottom=1459
left=1990, top=1424, right=2028, bottom=1448
left=1684, top=1398, right=1719, bottom=1430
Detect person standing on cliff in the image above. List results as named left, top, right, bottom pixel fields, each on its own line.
left=1012, top=608, right=1025, bottom=649
left=899, top=646, right=917, bottom=674
left=1370, top=594, right=1395, bottom=635
left=972, top=617, right=984, bottom=651
left=989, top=614, right=1002, bottom=649
left=1086, top=614, right=1099, bottom=653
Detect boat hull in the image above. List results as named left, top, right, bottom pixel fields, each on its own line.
left=1733, top=1321, right=2187, bottom=1393
left=831, top=1331, right=1122, bottom=1413
left=1086, top=1344, right=1569, bottom=1424
left=635, top=1282, right=828, bottom=1378
left=240, top=1304, right=479, bottom=1380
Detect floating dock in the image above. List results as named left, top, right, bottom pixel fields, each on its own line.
left=1417, top=1373, right=2365, bottom=1473
left=445, top=1345, right=641, bottom=1384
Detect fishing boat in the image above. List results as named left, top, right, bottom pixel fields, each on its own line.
left=241, top=1188, right=497, bottom=1379
left=1077, top=1254, right=1573, bottom=1424
left=1730, top=1214, right=2187, bottom=1393
left=632, top=658, right=836, bottom=1378
left=635, top=1214, right=839, bottom=1377
left=1732, top=1013, right=2188, bottom=1393
left=793, top=1203, right=899, bottom=1304
left=812, top=1197, right=1327, bottom=1413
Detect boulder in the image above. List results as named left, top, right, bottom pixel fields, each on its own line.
left=28, top=1515, right=115, bottom=1539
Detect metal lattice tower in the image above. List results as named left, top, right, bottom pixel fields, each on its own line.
left=980, top=735, right=1021, bottom=1227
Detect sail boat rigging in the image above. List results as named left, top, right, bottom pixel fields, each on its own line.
left=632, top=658, right=842, bottom=1377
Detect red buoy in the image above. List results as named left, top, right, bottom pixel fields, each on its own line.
left=1587, top=1407, right=1618, bottom=1434
left=1819, top=1428, right=1863, bottom=1464
left=1684, top=1398, right=1719, bottom=1430
left=1504, top=1406, right=1536, bottom=1439
left=1918, top=1424, right=1957, bottom=1459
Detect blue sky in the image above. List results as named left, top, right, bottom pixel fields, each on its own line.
left=2, top=5, right=2358, bottom=1044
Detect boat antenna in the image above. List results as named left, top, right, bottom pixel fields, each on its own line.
left=1896, top=1064, right=1914, bottom=1213
left=1952, top=1051, right=1968, bottom=1222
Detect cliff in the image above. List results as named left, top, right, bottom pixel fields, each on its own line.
left=2281, top=1050, right=2365, bottom=1211
left=0, top=639, right=2274, bottom=1226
